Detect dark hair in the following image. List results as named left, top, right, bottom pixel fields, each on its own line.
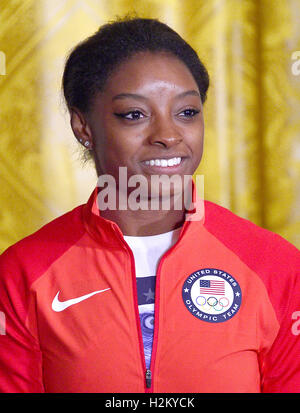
left=62, top=16, right=209, bottom=113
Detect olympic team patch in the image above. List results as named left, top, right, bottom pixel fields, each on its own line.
left=182, top=268, right=242, bottom=323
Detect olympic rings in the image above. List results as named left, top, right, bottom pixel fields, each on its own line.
left=196, top=295, right=206, bottom=306
left=211, top=302, right=223, bottom=311
left=195, top=295, right=230, bottom=311
left=207, top=296, right=218, bottom=307
left=219, top=297, right=229, bottom=307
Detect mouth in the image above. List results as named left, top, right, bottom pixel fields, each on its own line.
left=140, top=156, right=187, bottom=173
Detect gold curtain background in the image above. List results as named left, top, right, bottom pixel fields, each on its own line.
left=0, top=0, right=300, bottom=253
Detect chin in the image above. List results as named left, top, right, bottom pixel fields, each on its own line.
left=146, top=177, right=189, bottom=211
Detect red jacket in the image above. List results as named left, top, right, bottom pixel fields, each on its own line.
left=0, top=187, right=300, bottom=392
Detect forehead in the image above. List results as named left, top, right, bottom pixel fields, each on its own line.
left=100, top=51, right=199, bottom=99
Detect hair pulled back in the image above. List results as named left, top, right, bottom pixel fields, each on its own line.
left=62, top=16, right=209, bottom=113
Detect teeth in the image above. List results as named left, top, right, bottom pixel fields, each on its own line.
left=145, top=157, right=182, bottom=167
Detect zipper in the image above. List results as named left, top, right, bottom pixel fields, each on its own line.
left=145, top=369, right=152, bottom=389
left=111, top=226, right=149, bottom=391
left=126, top=243, right=151, bottom=392
left=115, top=222, right=190, bottom=392
left=147, top=221, right=189, bottom=392
left=126, top=240, right=159, bottom=392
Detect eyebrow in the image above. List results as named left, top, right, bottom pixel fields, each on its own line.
left=175, top=90, right=201, bottom=99
left=112, top=90, right=201, bottom=101
left=112, top=93, right=147, bottom=101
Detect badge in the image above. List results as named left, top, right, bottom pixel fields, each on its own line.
left=182, top=268, right=242, bottom=323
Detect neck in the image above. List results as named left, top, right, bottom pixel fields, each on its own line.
left=96, top=175, right=194, bottom=236
left=100, top=208, right=185, bottom=236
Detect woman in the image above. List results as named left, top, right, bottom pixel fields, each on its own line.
left=0, top=17, right=300, bottom=393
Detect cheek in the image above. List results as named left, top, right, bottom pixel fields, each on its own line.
left=186, top=129, right=204, bottom=171
left=94, top=133, right=138, bottom=177
left=187, top=128, right=204, bottom=155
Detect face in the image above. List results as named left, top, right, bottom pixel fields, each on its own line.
left=72, top=52, right=205, bottom=200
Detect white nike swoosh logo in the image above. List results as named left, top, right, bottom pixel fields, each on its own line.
left=52, top=288, right=111, bottom=312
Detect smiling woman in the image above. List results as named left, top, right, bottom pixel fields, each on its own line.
left=0, top=16, right=300, bottom=394
left=70, top=51, right=205, bottom=235
left=63, top=17, right=209, bottom=236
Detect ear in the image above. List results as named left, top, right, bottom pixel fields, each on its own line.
left=70, top=107, right=93, bottom=149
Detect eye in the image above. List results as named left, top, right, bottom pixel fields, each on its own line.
left=178, top=108, right=200, bottom=118
left=114, top=110, right=146, bottom=120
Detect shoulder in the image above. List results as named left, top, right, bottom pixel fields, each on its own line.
left=0, top=204, right=85, bottom=282
left=203, top=199, right=300, bottom=269
left=203, top=200, right=300, bottom=323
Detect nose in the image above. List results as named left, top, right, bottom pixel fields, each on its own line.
left=147, top=116, right=182, bottom=148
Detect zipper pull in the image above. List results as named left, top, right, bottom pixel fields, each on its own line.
left=145, top=369, right=152, bottom=388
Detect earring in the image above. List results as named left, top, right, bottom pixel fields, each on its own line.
left=84, top=141, right=90, bottom=147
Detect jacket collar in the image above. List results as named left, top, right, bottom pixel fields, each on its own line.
left=82, top=178, right=205, bottom=247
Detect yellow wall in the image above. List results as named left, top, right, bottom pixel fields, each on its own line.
left=1, top=0, right=300, bottom=252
